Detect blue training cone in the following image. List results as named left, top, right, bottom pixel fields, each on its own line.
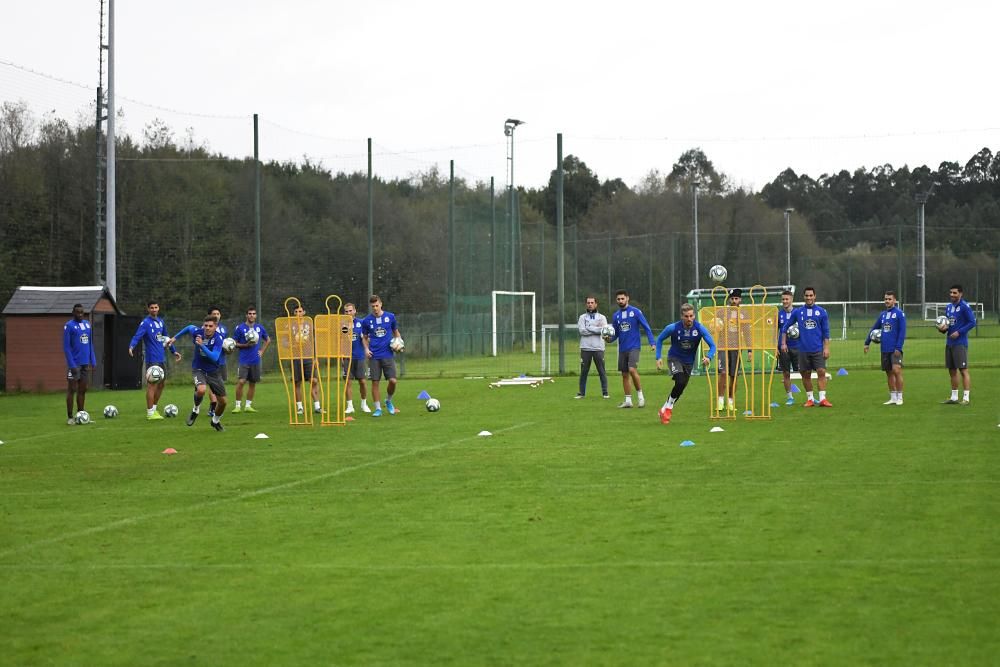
left=680, top=440, right=696, bottom=447
left=837, top=368, right=849, bottom=376
left=417, top=390, right=431, bottom=400
left=791, top=384, right=801, bottom=393
left=770, top=402, right=780, bottom=408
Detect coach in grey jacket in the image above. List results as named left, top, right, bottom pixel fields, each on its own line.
left=576, top=296, right=610, bottom=399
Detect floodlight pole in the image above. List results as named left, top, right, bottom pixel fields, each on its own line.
left=105, top=0, right=116, bottom=299
left=915, top=182, right=939, bottom=318
left=504, top=119, right=523, bottom=293
left=692, top=181, right=701, bottom=290
left=784, top=207, right=794, bottom=286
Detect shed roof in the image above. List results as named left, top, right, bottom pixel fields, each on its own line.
left=2, top=286, right=123, bottom=315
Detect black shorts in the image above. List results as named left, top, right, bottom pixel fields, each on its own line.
left=369, top=357, right=397, bottom=381
left=798, top=350, right=826, bottom=372
left=238, top=363, right=262, bottom=383
left=292, top=358, right=314, bottom=382
left=193, top=369, right=226, bottom=397
left=717, top=350, right=742, bottom=377
left=66, top=367, right=91, bottom=383
left=342, top=358, right=367, bottom=380
left=666, top=357, right=692, bottom=379
left=945, top=345, right=968, bottom=370
left=881, top=351, right=903, bottom=372
left=617, top=348, right=640, bottom=373
left=777, top=349, right=799, bottom=373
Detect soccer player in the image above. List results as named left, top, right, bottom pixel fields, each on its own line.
left=576, top=296, right=610, bottom=399
left=655, top=303, right=716, bottom=424
left=343, top=302, right=371, bottom=415
left=776, top=290, right=799, bottom=406
left=289, top=305, right=322, bottom=415
left=864, top=290, right=906, bottom=405
left=716, top=288, right=753, bottom=412
left=128, top=300, right=182, bottom=420
left=232, top=306, right=271, bottom=413
left=780, top=286, right=832, bottom=407
left=362, top=294, right=401, bottom=417
left=942, top=284, right=977, bottom=405
left=169, top=315, right=227, bottom=431
left=208, top=307, right=230, bottom=416
left=607, top=289, right=655, bottom=408
left=63, top=303, right=96, bottom=425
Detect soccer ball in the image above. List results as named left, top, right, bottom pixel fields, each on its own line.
left=935, top=315, right=950, bottom=333
left=245, top=328, right=259, bottom=344
left=786, top=323, right=800, bottom=340
left=709, top=264, right=728, bottom=283
left=164, top=404, right=179, bottom=418
left=103, top=405, right=119, bottom=419
left=389, top=336, right=405, bottom=352
left=425, top=398, right=441, bottom=412
left=869, top=328, right=882, bottom=344
left=145, top=365, right=165, bottom=384
left=74, top=410, right=91, bottom=425
left=601, top=324, right=616, bottom=341
left=223, top=337, right=237, bottom=353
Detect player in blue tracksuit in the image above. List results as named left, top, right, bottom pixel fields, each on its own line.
left=208, top=307, right=230, bottom=417
left=942, top=284, right=978, bottom=404
left=362, top=294, right=401, bottom=417
left=169, top=315, right=227, bottom=431
left=864, top=290, right=906, bottom=405
left=129, top=300, right=182, bottom=420
left=232, top=306, right=271, bottom=414
left=776, top=290, right=800, bottom=406
left=654, top=303, right=716, bottom=424
left=63, top=303, right=97, bottom=425
left=780, top=286, right=832, bottom=407
left=342, top=302, right=370, bottom=415
left=607, top=289, right=655, bottom=408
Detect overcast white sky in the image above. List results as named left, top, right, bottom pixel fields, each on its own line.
left=2, top=0, right=998, bottom=191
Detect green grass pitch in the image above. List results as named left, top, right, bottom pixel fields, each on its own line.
left=2, top=368, right=999, bottom=665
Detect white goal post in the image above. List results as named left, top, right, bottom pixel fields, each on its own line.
left=491, top=290, right=537, bottom=357
left=540, top=323, right=579, bottom=374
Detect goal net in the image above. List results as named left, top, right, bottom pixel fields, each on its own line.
left=491, top=290, right=537, bottom=357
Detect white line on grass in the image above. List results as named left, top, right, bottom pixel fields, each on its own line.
left=0, top=557, right=996, bottom=572
left=0, top=421, right=534, bottom=559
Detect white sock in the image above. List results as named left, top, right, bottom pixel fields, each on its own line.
left=347, top=400, right=354, bottom=410
left=819, top=391, right=826, bottom=401
left=296, top=401, right=303, bottom=411
left=314, top=400, right=321, bottom=410
left=896, top=392, right=903, bottom=402
left=807, top=391, right=815, bottom=401
left=151, top=404, right=157, bottom=412
left=235, top=400, right=242, bottom=409
left=624, top=396, right=632, bottom=405
left=717, top=397, right=724, bottom=409
left=787, top=392, right=794, bottom=399
left=963, top=390, right=970, bottom=401
left=375, top=402, right=382, bottom=410
left=147, top=407, right=154, bottom=416
left=361, top=399, right=369, bottom=407
left=666, top=397, right=675, bottom=409
left=246, top=400, right=252, bottom=408
left=212, top=415, right=220, bottom=424
left=951, top=389, right=959, bottom=400
left=637, top=390, right=645, bottom=401
left=193, top=405, right=201, bottom=414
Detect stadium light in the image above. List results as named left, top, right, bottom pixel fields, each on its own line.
left=692, top=180, right=701, bottom=290
left=784, top=207, right=794, bottom=286
left=915, top=181, right=940, bottom=318
left=504, top=119, right=524, bottom=293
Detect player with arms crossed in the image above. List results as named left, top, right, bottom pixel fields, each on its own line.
left=776, top=290, right=799, bottom=406
left=362, top=294, right=401, bottom=417
left=607, top=289, right=655, bottom=408
left=864, top=290, right=906, bottom=405
left=232, top=306, right=270, bottom=413
left=576, top=296, right=610, bottom=399
left=168, top=315, right=228, bottom=431
left=942, top=284, right=977, bottom=405
left=655, top=303, right=716, bottom=424
left=63, top=303, right=96, bottom=425
left=716, top=288, right=753, bottom=412
left=288, top=305, right=323, bottom=415
left=780, top=286, right=832, bottom=407
left=343, top=302, right=371, bottom=415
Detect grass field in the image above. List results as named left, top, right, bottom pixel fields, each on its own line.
left=2, top=368, right=999, bottom=665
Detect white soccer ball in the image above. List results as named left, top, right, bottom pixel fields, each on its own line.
left=390, top=336, right=405, bottom=352
left=103, top=405, right=118, bottom=419
left=164, top=404, right=179, bottom=418
left=786, top=323, right=800, bottom=340
left=869, top=328, right=882, bottom=344
left=935, top=315, right=950, bottom=333
left=425, top=398, right=441, bottom=412
left=74, top=410, right=91, bottom=425
left=245, top=328, right=259, bottom=344
left=145, top=365, right=165, bottom=384
left=709, top=264, right=728, bottom=283
left=601, top=324, right=616, bottom=341
left=223, top=337, right=237, bottom=353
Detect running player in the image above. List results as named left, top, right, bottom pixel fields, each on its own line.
left=655, top=304, right=716, bottom=424
left=169, top=315, right=227, bottom=431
